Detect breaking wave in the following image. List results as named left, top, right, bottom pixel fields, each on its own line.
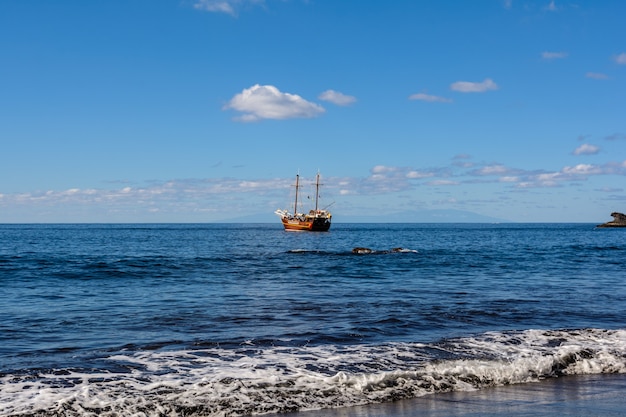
left=2, top=328, right=625, bottom=417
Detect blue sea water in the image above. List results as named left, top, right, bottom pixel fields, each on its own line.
left=1, top=223, right=625, bottom=416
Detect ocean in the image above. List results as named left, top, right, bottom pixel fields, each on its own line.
left=1, top=223, right=625, bottom=416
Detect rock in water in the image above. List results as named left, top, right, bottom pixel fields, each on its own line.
left=352, top=247, right=374, bottom=254
left=597, top=212, right=626, bottom=228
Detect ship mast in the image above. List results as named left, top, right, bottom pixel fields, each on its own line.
left=294, top=174, right=300, bottom=215
left=315, top=172, right=321, bottom=213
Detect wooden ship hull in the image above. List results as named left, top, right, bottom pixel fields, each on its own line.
left=275, top=173, right=332, bottom=232
left=277, top=211, right=332, bottom=232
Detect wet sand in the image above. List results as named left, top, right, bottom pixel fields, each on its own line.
left=273, top=374, right=626, bottom=417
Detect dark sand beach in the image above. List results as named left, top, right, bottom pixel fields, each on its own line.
left=273, top=374, right=626, bottom=417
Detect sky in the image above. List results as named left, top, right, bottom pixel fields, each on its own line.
left=1, top=0, right=625, bottom=223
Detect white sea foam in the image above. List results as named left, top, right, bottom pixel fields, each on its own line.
left=2, top=328, right=625, bottom=416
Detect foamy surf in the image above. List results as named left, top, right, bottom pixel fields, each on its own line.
left=2, top=328, right=625, bottom=417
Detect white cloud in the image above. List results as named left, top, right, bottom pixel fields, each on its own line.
left=427, top=180, right=459, bottom=186
left=6, top=158, right=626, bottom=221
left=562, top=164, right=601, bottom=175
left=586, top=72, right=609, bottom=80
left=474, top=165, right=509, bottom=176
left=408, top=93, right=452, bottom=103
left=536, top=172, right=561, bottom=186
left=192, top=0, right=265, bottom=16
left=193, top=0, right=237, bottom=15
left=406, top=170, right=434, bottom=179
left=614, top=53, right=626, bottom=65
left=468, top=164, right=525, bottom=180
left=597, top=187, right=623, bottom=193
left=461, top=158, right=626, bottom=189
left=450, top=78, right=498, bottom=93
left=366, top=165, right=450, bottom=192
left=515, top=163, right=609, bottom=188
left=239, top=181, right=265, bottom=189
left=541, top=51, right=568, bottom=60
left=371, top=165, right=396, bottom=175
left=359, top=165, right=440, bottom=194
left=370, top=165, right=436, bottom=178
left=573, top=144, right=600, bottom=155
left=223, top=84, right=325, bottom=122
left=318, top=90, right=356, bottom=106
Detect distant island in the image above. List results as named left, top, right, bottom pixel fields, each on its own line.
left=597, top=212, right=626, bottom=228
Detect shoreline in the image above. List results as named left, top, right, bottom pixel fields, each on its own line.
left=272, top=374, right=626, bottom=417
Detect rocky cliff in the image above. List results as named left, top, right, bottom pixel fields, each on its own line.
left=597, top=212, right=626, bottom=228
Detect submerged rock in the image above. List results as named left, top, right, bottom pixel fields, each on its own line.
left=351, top=247, right=417, bottom=254
left=597, top=212, right=626, bottom=228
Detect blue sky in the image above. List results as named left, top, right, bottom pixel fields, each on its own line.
left=1, top=0, right=625, bottom=223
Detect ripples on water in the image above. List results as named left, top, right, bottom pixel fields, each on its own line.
left=1, top=223, right=625, bottom=416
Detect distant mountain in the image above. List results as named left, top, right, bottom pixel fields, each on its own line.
left=219, top=209, right=508, bottom=223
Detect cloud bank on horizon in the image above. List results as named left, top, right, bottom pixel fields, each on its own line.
left=3, top=152, right=625, bottom=222
left=0, top=0, right=625, bottom=222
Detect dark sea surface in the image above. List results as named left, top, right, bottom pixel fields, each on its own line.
left=1, top=223, right=625, bottom=416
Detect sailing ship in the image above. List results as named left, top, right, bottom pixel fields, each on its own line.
left=275, top=172, right=332, bottom=231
